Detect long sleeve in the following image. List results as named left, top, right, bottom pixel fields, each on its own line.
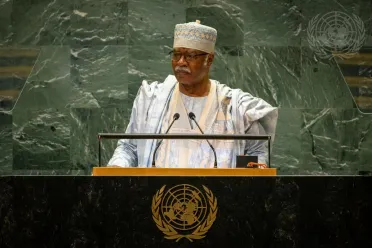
left=244, top=121, right=269, bottom=164
left=107, top=94, right=140, bottom=167
left=107, top=75, right=178, bottom=167
left=228, top=86, right=278, bottom=166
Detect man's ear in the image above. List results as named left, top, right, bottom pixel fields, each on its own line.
left=207, top=53, right=214, bottom=66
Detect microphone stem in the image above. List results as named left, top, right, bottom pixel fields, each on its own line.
left=191, top=118, right=218, bottom=169
left=164, top=118, right=176, bottom=134
left=152, top=117, right=178, bottom=167
left=192, top=119, right=204, bottom=134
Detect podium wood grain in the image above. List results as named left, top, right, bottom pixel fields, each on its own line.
left=92, top=167, right=277, bottom=176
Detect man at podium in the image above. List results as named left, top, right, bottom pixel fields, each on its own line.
left=108, top=20, right=278, bottom=168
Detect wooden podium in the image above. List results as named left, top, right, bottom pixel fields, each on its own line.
left=92, top=167, right=277, bottom=176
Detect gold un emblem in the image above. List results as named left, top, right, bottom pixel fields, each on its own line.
left=151, top=184, right=218, bottom=242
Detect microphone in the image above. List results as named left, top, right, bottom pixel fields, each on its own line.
left=188, top=112, right=218, bottom=168
left=152, top=113, right=180, bottom=167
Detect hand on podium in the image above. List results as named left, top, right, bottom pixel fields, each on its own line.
left=247, top=162, right=268, bottom=169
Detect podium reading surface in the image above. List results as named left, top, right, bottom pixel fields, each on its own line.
left=92, top=167, right=277, bottom=176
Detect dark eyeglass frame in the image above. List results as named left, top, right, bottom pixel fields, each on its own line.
left=169, top=51, right=209, bottom=62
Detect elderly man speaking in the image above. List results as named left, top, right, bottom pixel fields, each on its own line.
left=108, top=20, right=278, bottom=168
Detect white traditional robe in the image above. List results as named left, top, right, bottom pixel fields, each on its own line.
left=108, top=75, right=278, bottom=168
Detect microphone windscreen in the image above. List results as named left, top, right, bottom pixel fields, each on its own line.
left=188, top=112, right=196, bottom=120
left=173, top=113, right=180, bottom=120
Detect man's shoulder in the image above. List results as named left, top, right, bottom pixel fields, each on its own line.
left=214, top=80, right=277, bottom=118
left=214, top=80, right=253, bottom=101
left=137, top=75, right=177, bottom=97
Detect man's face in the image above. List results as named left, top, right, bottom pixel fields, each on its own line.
left=171, top=47, right=214, bottom=85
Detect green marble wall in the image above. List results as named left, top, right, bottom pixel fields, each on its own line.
left=0, top=0, right=371, bottom=175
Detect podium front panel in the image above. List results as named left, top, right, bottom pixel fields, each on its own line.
left=1, top=175, right=371, bottom=247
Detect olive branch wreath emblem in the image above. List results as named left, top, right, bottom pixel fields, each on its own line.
left=307, top=11, right=366, bottom=60
left=151, top=185, right=218, bottom=242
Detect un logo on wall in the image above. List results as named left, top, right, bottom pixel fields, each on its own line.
left=151, top=184, right=218, bottom=242
left=307, top=11, right=366, bottom=60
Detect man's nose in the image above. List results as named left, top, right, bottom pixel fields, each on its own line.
left=177, top=55, right=187, bottom=65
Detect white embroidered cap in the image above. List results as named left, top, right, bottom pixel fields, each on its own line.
left=173, top=20, right=217, bottom=53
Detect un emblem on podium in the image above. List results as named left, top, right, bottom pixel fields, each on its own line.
left=151, top=184, right=218, bottom=242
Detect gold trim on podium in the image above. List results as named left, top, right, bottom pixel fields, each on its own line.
left=92, top=167, right=276, bottom=176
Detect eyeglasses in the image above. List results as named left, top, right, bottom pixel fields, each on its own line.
left=169, top=51, right=208, bottom=62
